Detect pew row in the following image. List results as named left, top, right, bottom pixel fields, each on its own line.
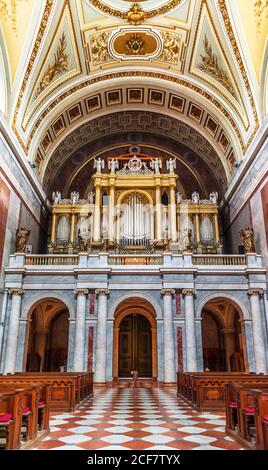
left=0, top=383, right=49, bottom=449
left=225, top=383, right=268, bottom=450
left=177, top=372, right=268, bottom=411
left=0, top=372, right=93, bottom=412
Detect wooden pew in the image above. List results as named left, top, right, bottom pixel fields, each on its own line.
left=177, top=372, right=268, bottom=411
left=0, top=372, right=93, bottom=412
left=225, top=384, right=268, bottom=449
left=0, top=393, right=15, bottom=449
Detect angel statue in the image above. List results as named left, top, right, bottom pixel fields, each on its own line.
left=94, top=157, right=105, bottom=173
left=70, top=191, right=79, bottom=204
left=176, top=192, right=183, bottom=204
left=16, top=227, right=31, bottom=253
left=78, top=229, right=88, bottom=252
left=192, top=191, right=200, bottom=204
left=209, top=192, right=218, bottom=204
left=52, top=191, right=61, bottom=204
left=240, top=227, right=256, bottom=253
left=150, top=158, right=162, bottom=174
left=108, top=158, right=119, bottom=173
left=166, top=158, right=176, bottom=173
left=87, top=191, right=95, bottom=204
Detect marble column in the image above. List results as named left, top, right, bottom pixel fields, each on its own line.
left=161, top=289, right=176, bottom=383
left=73, top=289, right=88, bottom=371
left=183, top=289, right=197, bottom=372
left=155, top=185, right=162, bottom=241
left=35, top=328, right=50, bottom=371
left=95, top=289, right=109, bottom=383
left=169, top=186, right=177, bottom=241
left=93, top=185, right=101, bottom=242
left=4, top=289, right=24, bottom=373
left=222, top=328, right=235, bottom=371
left=109, top=184, right=115, bottom=242
left=248, top=289, right=267, bottom=373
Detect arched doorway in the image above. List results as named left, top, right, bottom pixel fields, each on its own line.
left=26, top=299, right=69, bottom=372
left=201, top=298, right=245, bottom=372
left=113, top=297, right=157, bottom=380
left=118, top=314, right=152, bottom=377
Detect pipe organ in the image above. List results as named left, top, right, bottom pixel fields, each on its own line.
left=49, top=154, right=221, bottom=254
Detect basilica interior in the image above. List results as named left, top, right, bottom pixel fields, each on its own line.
left=0, top=0, right=268, bottom=453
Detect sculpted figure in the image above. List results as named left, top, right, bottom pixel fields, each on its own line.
left=176, top=192, right=183, bottom=204
left=150, top=158, right=162, bottom=174
left=94, top=157, right=105, bottom=173
left=108, top=159, right=119, bottom=173
left=166, top=158, right=176, bottom=173
left=78, top=229, right=88, bottom=252
left=192, top=191, right=200, bottom=204
left=88, top=191, right=95, bottom=204
left=52, top=191, right=61, bottom=204
left=70, top=191, right=79, bottom=204
left=209, top=192, right=218, bottom=204
left=181, top=228, right=192, bottom=251
left=16, top=227, right=31, bottom=253
left=240, top=227, right=256, bottom=253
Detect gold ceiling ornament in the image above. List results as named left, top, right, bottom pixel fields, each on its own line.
left=199, top=35, right=235, bottom=97
left=0, top=0, right=29, bottom=34
left=90, top=31, right=114, bottom=65
left=254, top=0, right=268, bottom=37
left=125, top=33, right=144, bottom=54
left=159, top=31, right=180, bottom=64
left=35, top=32, right=69, bottom=98
left=88, top=0, right=183, bottom=23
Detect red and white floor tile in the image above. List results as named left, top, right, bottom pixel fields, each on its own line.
left=32, top=388, right=242, bottom=450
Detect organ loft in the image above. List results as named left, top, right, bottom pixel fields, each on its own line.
left=49, top=151, right=221, bottom=255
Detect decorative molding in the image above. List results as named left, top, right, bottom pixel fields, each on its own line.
left=217, top=0, right=259, bottom=150
left=247, top=289, right=264, bottom=297
left=35, top=32, right=69, bottom=98
left=182, top=289, right=196, bottom=296
left=161, top=289, right=176, bottom=296
left=8, top=288, right=24, bottom=297
left=90, top=31, right=114, bottom=65
left=74, top=288, right=89, bottom=296
left=159, top=31, right=181, bottom=64
left=198, top=35, right=235, bottom=97
left=88, top=0, right=183, bottom=22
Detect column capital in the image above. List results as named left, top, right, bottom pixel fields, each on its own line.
left=248, top=289, right=263, bottom=297
left=74, top=288, right=89, bottom=296
left=182, top=289, right=196, bottom=296
left=8, top=288, right=24, bottom=297
left=95, top=288, right=109, bottom=296
left=161, top=288, right=175, bottom=296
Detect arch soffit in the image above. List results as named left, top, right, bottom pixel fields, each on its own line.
left=21, top=293, right=75, bottom=321
left=197, top=293, right=251, bottom=321
left=108, top=292, right=162, bottom=320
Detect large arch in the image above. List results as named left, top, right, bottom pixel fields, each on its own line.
left=113, top=297, right=158, bottom=381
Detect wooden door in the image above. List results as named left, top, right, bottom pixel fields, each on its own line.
left=118, top=314, right=152, bottom=377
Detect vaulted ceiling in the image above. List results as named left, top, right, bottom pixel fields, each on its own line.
left=0, top=0, right=267, bottom=198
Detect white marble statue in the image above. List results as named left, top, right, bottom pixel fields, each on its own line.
left=88, top=191, right=95, bottom=204
left=176, top=192, right=183, bottom=204
left=94, top=157, right=105, bottom=173
left=209, top=192, right=218, bottom=204
left=150, top=158, right=162, bottom=174
left=192, top=191, right=200, bottom=204
left=108, top=158, right=119, bottom=173
left=70, top=191, right=79, bottom=204
left=166, top=158, right=176, bottom=173
left=52, top=191, right=61, bottom=204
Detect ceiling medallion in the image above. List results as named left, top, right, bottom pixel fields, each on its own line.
left=125, top=33, right=144, bottom=54
left=89, top=0, right=183, bottom=24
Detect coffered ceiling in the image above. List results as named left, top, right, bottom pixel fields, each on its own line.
left=0, top=0, right=267, bottom=195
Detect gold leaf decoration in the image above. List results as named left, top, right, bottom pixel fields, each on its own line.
left=125, top=34, right=144, bottom=55
left=90, top=31, right=114, bottom=65
left=159, top=31, right=180, bottom=64
left=199, top=35, right=235, bottom=97
left=254, top=0, right=268, bottom=37
left=0, top=0, right=29, bottom=34
left=35, top=32, right=69, bottom=98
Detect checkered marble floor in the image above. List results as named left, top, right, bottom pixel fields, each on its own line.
left=32, top=387, right=242, bottom=450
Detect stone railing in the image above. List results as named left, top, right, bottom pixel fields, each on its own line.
left=109, top=255, right=163, bottom=265
left=25, top=255, right=79, bottom=266
left=192, top=255, right=247, bottom=266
